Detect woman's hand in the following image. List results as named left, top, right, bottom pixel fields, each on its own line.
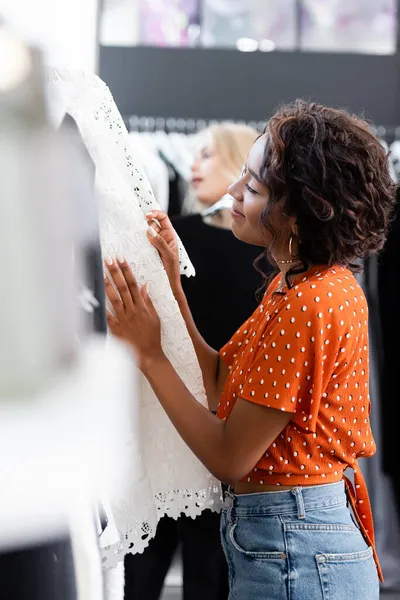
left=104, top=258, right=164, bottom=372
left=146, top=211, right=182, bottom=298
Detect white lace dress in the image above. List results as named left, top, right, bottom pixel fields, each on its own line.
left=46, top=69, right=222, bottom=570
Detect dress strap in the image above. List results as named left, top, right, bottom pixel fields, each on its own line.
left=343, top=463, right=383, bottom=582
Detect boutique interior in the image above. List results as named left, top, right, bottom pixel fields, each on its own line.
left=1, top=1, right=400, bottom=599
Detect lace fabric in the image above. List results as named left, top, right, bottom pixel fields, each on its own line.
left=46, top=68, right=222, bottom=569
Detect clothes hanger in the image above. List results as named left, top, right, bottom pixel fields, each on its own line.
left=201, top=194, right=233, bottom=217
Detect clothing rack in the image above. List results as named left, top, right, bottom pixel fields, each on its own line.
left=125, top=115, right=400, bottom=139
left=125, top=115, right=267, bottom=134
left=374, top=125, right=400, bottom=143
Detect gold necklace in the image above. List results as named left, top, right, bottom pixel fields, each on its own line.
left=275, top=258, right=298, bottom=265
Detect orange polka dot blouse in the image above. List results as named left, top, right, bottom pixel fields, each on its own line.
left=217, top=265, right=382, bottom=579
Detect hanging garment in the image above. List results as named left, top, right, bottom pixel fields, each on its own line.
left=377, top=185, right=400, bottom=572
left=127, top=130, right=200, bottom=215
left=357, top=258, right=400, bottom=589
left=45, top=68, right=222, bottom=570
left=128, top=134, right=169, bottom=212
left=380, top=138, right=398, bottom=182
left=389, top=139, right=400, bottom=180
left=378, top=188, right=400, bottom=479
left=161, top=154, right=187, bottom=217
left=173, top=213, right=267, bottom=350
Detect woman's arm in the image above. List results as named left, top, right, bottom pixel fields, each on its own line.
left=144, top=354, right=290, bottom=484
left=146, top=211, right=227, bottom=408
left=174, top=287, right=227, bottom=411
left=104, top=259, right=290, bottom=483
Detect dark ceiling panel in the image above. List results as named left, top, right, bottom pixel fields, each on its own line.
left=100, top=46, right=400, bottom=126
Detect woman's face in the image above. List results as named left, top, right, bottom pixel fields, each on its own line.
left=229, top=134, right=295, bottom=257
left=228, top=135, right=271, bottom=247
left=191, top=139, right=232, bottom=206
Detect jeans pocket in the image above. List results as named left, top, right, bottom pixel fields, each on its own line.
left=316, top=547, right=379, bottom=600
left=229, top=521, right=286, bottom=561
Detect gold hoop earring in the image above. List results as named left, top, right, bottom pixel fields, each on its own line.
left=289, top=234, right=294, bottom=258
left=275, top=234, right=298, bottom=265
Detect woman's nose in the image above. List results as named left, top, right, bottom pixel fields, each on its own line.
left=228, top=179, right=243, bottom=202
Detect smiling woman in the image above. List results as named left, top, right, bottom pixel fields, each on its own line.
left=229, top=141, right=277, bottom=248
left=105, top=100, right=396, bottom=600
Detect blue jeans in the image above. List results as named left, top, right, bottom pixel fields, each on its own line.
left=220, top=481, right=379, bottom=600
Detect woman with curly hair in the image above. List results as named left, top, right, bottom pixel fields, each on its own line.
left=105, top=101, right=396, bottom=600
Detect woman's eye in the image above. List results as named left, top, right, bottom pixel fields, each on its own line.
left=246, top=184, right=258, bottom=195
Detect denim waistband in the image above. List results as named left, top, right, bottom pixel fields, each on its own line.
left=223, top=481, right=347, bottom=518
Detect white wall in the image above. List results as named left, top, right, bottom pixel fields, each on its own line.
left=0, top=0, right=99, bottom=72
left=100, top=0, right=139, bottom=46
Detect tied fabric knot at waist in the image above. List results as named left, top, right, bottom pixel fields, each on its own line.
left=344, top=462, right=383, bottom=582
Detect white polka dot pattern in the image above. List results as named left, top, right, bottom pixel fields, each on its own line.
left=218, top=265, right=376, bottom=487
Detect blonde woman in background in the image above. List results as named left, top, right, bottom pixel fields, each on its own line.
left=185, top=122, right=258, bottom=223
left=124, top=122, right=272, bottom=600
left=174, top=122, right=270, bottom=353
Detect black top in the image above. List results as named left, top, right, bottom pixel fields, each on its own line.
left=172, top=213, right=269, bottom=351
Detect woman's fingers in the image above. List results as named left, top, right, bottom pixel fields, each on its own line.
left=146, top=211, right=178, bottom=265
left=107, top=259, right=136, bottom=312
left=104, top=271, right=125, bottom=321
left=117, top=258, right=142, bottom=305
left=146, top=210, right=170, bottom=225
left=148, top=222, right=161, bottom=236
left=146, top=211, right=175, bottom=239
left=146, top=227, right=175, bottom=261
left=106, top=311, right=122, bottom=337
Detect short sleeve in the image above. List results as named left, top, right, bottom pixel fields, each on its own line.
left=220, top=282, right=279, bottom=367
left=220, top=317, right=253, bottom=368
left=241, top=295, right=326, bottom=433
left=220, top=342, right=237, bottom=369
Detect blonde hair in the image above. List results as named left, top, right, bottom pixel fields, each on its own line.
left=206, top=122, right=258, bottom=183
left=183, top=122, right=258, bottom=214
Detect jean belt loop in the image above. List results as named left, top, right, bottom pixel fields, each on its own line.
left=292, top=486, right=306, bottom=520
left=224, top=486, right=235, bottom=522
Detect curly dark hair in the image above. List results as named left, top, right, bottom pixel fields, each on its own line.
left=257, top=100, right=397, bottom=287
